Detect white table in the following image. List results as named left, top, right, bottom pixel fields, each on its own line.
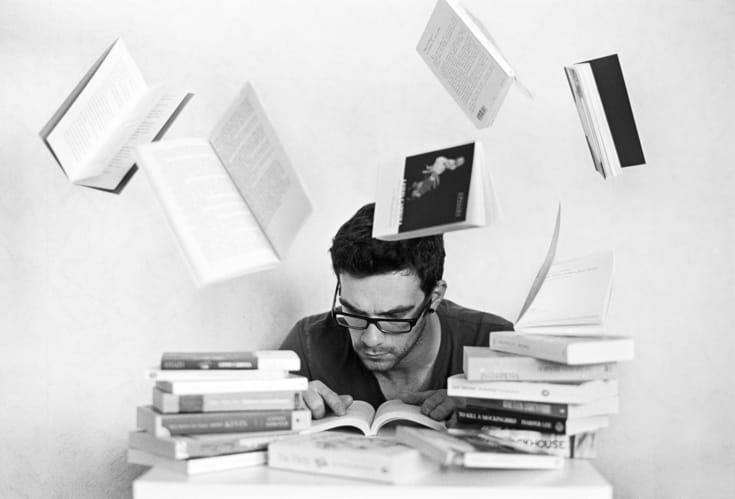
left=133, top=460, right=612, bottom=499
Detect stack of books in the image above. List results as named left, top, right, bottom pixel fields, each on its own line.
left=127, top=350, right=311, bottom=475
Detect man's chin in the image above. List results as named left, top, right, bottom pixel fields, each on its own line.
left=358, top=354, right=396, bottom=372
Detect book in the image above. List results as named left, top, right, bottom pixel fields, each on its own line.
left=134, top=83, right=311, bottom=286
left=372, top=141, right=500, bottom=241
left=127, top=447, right=266, bottom=475
left=154, top=373, right=308, bottom=395
left=136, top=405, right=311, bottom=437
left=305, top=399, right=445, bottom=436
left=463, top=346, right=618, bottom=382
left=490, top=332, right=635, bottom=365
left=39, top=38, right=192, bottom=193
left=395, top=427, right=563, bottom=469
left=455, top=407, right=609, bottom=435
left=565, top=54, right=645, bottom=178
left=447, top=426, right=598, bottom=459
left=456, top=395, right=619, bottom=419
left=128, top=429, right=293, bottom=460
left=417, top=0, right=531, bottom=128
left=160, top=350, right=300, bottom=370
left=447, top=374, right=619, bottom=404
left=146, top=369, right=289, bottom=382
left=268, top=432, right=440, bottom=484
left=152, top=387, right=303, bottom=414
left=515, top=205, right=616, bottom=336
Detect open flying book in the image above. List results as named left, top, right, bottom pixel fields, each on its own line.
left=134, top=83, right=311, bottom=286
left=372, top=141, right=500, bottom=241
left=515, top=205, right=615, bottom=335
left=417, top=0, right=531, bottom=128
left=565, top=54, right=645, bottom=178
left=306, top=400, right=445, bottom=436
left=40, top=38, right=192, bottom=193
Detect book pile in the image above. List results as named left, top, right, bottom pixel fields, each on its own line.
left=127, top=350, right=311, bottom=475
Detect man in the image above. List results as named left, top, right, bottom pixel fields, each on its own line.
left=280, top=203, right=512, bottom=421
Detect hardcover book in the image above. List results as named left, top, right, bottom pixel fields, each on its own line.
left=463, top=346, right=618, bottom=382
left=372, top=142, right=500, bottom=241
left=395, top=426, right=563, bottom=469
left=417, top=0, right=531, bottom=128
left=490, top=332, right=635, bottom=365
left=152, top=388, right=303, bottom=414
left=127, top=447, right=266, bottom=475
left=39, top=38, right=192, bottom=193
left=160, top=350, right=300, bottom=371
left=134, top=83, right=312, bottom=286
left=565, top=54, right=645, bottom=178
left=268, top=432, right=440, bottom=484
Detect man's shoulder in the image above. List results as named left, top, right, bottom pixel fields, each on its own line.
left=437, top=299, right=513, bottom=335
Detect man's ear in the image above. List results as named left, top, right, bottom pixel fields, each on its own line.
left=429, top=280, right=447, bottom=311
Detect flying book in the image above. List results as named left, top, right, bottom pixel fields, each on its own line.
left=417, top=0, right=531, bottom=128
left=515, top=205, right=615, bottom=336
left=134, top=83, right=312, bottom=286
left=153, top=373, right=308, bottom=395
left=455, top=406, right=609, bottom=436
left=490, top=332, right=635, bottom=365
left=127, top=447, right=266, bottom=475
left=268, top=432, right=440, bottom=484
left=40, top=38, right=192, bottom=193
left=463, top=346, right=618, bottom=382
left=447, top=374, right=619, bottom=404
left=395, top=427, right=563, bottom=469
left=372, top=141, right=500, bottom=241
left=565, top=54, right=645, bottom=178
left=152, top=387, right=303, bottom=414
left=305, top=400, right=445, bottom=437
left=160, top=350, right=300, bottom=370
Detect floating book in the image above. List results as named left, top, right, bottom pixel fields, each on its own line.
left=134, top=83, right=312, bottom=286
left=565, top=54, right=645, bottom=178
left=127, top=447, right=266, bottom=475
left=40, top=38, right=192, bottom=193
left=372, top=142, right=500, bottom=240
left=160, top=350, right=301, bottom=370
left=395, top=427, right=563, bottom=469
left=490, top=331, right=635, bottom=365
left=417, top=0, right=531, bottom=128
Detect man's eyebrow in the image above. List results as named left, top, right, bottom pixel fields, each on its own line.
left=339, top=298, right=416, bottom=317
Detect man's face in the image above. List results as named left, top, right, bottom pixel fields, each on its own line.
left=337, top=271, right=430, bottom=372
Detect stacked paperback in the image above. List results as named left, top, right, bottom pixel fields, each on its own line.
left=127, top=350, right=310, bottom=475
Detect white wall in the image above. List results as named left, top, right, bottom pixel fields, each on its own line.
left=1, top=0, right=733, bottom=497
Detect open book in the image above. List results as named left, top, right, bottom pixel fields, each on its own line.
left=134, top=83, right=311, bottom=286
left=565, top=54, right=645, bottom=178
left=515, top=205, right=614, bottom=335
left=40, top=38, right=192, bottom=193
left=417, top=0, right=531, bottom=128
left=372, top=141, right=500, bottom=241
left=306, top=400, right=446, bottom=436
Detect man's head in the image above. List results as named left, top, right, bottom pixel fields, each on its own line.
left=329, top=203, right=446, bottom=372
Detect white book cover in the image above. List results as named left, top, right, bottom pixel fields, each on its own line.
left=135, top=83, right=311, bottom=286
left=490, top=331, right=635, bottom=365
left=417, top=0, right=531, bottom=128
left=145, top=368, right=289, bottom=382
left=128, top=447, right=266, bottom=475
left=372, top=141, right=500, bottom=241
left=154, top=373, right=309, bottom=395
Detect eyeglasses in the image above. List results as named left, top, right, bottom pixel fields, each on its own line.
left=331, top=282, right=433, bottom=334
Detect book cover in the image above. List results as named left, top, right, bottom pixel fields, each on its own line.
left=268, top=432, right=440, bottom=484
left=456, top=395, right=619, bottom=419
left=136, top=405, right=311, bottom=437
left=395, top=426, right=563, bottom=469
left=463, top=346, right=618, bottom=381
left=160, top=350, right=300, bottom=370
left=154, top=373, right=308, bottom=395
left=127, top=447, right=266, bottom=475
left=490, top=332, right=635, bottom=365
left=455, top=407, right=609, bottom=435
left=447, top=374, right=619, bottom=404
left=152, top=388, right=303, bottom=414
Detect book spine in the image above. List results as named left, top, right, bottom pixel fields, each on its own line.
left=476, top=428, right=598, bottom=459
left=154, top=390, right=302, bottom=413
left=161, top=356, right=259, bottom=370
left=465, top=357, right=617, bottom=382
left=458, top=397, right=570, bottom=418
left=158, top=409, right=310, bottom=436
left=456, top=407, right=568, bottom=435
left=490, top=335, right=568, bottom=363
left=155, top=375, right=308, bottom=395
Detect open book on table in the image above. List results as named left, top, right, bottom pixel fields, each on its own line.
left=40, top=38, right=192, bottom=193
left=514, top=205, right=614, bottom=335
left=372, top=141, right=501, bottom=241
left=134, top=83, right=311, bottom=286
left=305, top=399, right=446, bottom=436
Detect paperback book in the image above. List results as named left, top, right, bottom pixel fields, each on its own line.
left=134, top=83, right=312, bottom=285
left=154, top=373, right=308, bottom=395
left=160, top=350, right=300, bottom=370
left=490, top=332, right=635, bottom=365
left=128, top=447, right=266, bottom=475
left=40, top=38, right=192, bottom=193
left=152, top=388, right=303, bottom=414
left=455, top=407, right=609, bottom=435
left=372, top=141, right=500, bottom=241
left=456, top=395, right=619, bottom=419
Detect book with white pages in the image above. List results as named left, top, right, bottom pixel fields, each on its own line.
left=40, top=38, right=192, bottom=193
left=134, top=82, right=311, bottom=285
left=490, top=332, right=635, bottom=366
left=127, top=447, right=266, bottom=475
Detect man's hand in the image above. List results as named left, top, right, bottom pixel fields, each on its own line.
left=303, top=380, right=353, bottom=419
left=399, top=389, right=456, bottom=421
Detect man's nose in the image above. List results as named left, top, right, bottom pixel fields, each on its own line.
left=360, top=324, right=384, bottom=347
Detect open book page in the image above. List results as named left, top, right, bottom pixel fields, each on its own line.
left=135, top=139, right=278, bottom=286
left=306, top=400, right=376, bottom=436
left=46, top=39, right=147, bottom=182
left=371, top=399, right=445, bottom=434
left=209, top=83, right=312, bottom=257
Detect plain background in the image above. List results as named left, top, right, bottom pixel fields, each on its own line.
left=1, top=0, right=734, bottom=497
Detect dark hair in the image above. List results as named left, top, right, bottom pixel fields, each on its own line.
left=329, top=203, right=445, bottom=295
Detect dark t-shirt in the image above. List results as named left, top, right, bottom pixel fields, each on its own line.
left=280, top=299, right=513, bottom=408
